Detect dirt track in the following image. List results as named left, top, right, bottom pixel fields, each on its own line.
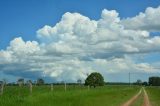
left=142, top=88, right=151, bottom=106
left=121, top=87, right=151, bottom=106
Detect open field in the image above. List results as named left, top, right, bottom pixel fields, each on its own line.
left=0, top=85, right=140, bottom=106
left=146, top=87, right=160, bottom=106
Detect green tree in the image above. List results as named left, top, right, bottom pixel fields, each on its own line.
left=37, top=78, right=45, bottom=85
left=85, top=72, right=104, bottom=88
left=149, top=76, right=160, bottom=86
left=77, top=79, right=82, bottom=85
left=142, top=81, right=148, bottom=86
left=17, top=78, right=24, bottom=87
left=136, top=79, right=142, bottom=85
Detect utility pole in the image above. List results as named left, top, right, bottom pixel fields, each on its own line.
left=129, top=72, right=131, bottom=86
left=86, top=73, right=90, bottom=90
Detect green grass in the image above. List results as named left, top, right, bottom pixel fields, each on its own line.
left=0, top=85, right=140, bottom=106
left=146, top=87, right=160, bottom=106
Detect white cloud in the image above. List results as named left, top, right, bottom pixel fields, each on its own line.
left=1, top=7, right=160, bottom=82
left=7, top=37, right=40, bottom=55
left=121, top=6, right=160, bottom=31
left=37, top=8, right=160, bottom=56
left=101, top=9, right=120, bottom=24
left=0, top=50, right=12, bottom=63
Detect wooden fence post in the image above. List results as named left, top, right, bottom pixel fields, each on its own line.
left=0, top=82, right=4, bottom=95
left=64, top=82, right=66, bottom=91
left=88, top=85, right=90, bottom=91
left=51, top=84, right=53, bottom=91
left=29, top=81, right=32, bottom=94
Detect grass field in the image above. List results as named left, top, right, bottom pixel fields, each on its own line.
left=146, top=87, right=160, bottom=106
left=0, top=85, right=140, bottom=106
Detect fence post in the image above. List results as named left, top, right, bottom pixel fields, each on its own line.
left=88, top=85, right=90, bottom=90
left=51, top=84, right=53, bottom=91
left=0, top=83, right=4, bottom=95
left=29, top=81, right=32, bottom=94
left=64, top=82, right=66, bottom=91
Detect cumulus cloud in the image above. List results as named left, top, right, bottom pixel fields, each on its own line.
left=121, top=6, right=160, bottom=31
left=1, top=7, right=160, bottom=82
left=37, top=9, right=160, bottom=56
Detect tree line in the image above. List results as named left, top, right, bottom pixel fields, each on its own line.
left=0, top=72, right=105, bottom=95
left=149, top=76, right=160, bottom=86
left=1, top=73, right=160, bottom=88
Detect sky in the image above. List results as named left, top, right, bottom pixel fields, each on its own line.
left=0, top=0, right=160, bottom=83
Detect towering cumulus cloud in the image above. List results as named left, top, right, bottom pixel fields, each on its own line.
left=0, top=7, right=160, bottom=82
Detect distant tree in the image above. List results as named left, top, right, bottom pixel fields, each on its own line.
left=149, top=76, right=160, bottom=86
left=0, top=81, right=3, bottom=85
left=142, top=81, right=148, bottom=86
left=61, top=81, right=65, bottom=84
left=26, top=80, right=32, bottom=85
left=37, top=78, right=44, bottom=85
left=33, top=80, right=37, bottom=86
left=85, top=72, right=104, bottom=88
left=17, top=78, right=24, bottom=87
left=77, top=79, right=82, bottom=85
left=136, top=79, right=142, bottom=85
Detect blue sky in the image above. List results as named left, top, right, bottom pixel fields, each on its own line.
left=0, top=0, right=160, bottom=83
left=1, top=0, right=160, bottom=49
